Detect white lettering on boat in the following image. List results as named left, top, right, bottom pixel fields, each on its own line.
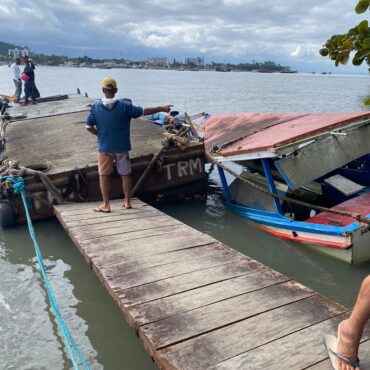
left=164, top=163, right=176, bottom=181
left=189, top=158, right=202, bottom=175
left=178, top=161, right=189, bottom=177
left=163, top=159, right=202, bottom=181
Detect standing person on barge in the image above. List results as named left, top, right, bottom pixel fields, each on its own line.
left=9, top=57, right=22, bottom=104
left=86, top=77, right=172, bottom=213
left=21, top=55, right=39, bottom=105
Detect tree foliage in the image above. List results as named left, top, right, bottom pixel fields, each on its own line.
left=320, top=0, right=370, bottom=69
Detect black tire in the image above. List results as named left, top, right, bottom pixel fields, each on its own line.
left=0, top=199, right=16, bottom=227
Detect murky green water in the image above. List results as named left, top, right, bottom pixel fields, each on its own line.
left=0, top=67, right=370, bottom=369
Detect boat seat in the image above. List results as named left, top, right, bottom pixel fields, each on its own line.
left=324, top=174, right=365, bottom=196
left=305, top=191, right=370, bottom=227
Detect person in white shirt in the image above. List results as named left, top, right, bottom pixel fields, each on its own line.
left=9, top=58, right=22, bottom=103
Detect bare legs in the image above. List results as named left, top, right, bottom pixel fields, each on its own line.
left=97, top=175, right=111, bottom=212
left=122, top=175, right=132, bottom=208
left=336, top=275, right=370, bottom=370
left=96, top=175, right=131, bottom=211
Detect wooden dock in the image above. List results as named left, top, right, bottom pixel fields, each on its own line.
left=54, top=199, right=370, bottom=369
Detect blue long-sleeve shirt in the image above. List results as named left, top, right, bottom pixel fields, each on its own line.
left=86, top=99, right=143, bottom=153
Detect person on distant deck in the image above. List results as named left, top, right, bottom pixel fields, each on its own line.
left=21, top=55, right=40, bottom=105
left=85, top=77, right=172, bottom=212
left=9, top=58, right=22, bottom=103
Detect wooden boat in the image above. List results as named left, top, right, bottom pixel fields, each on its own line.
left=203, top=112, right=370, bottom=263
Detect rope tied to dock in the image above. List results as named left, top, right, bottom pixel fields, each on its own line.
left=0, top=159, right=64, bottom=204
left=1, top=175, right=90, bottom=370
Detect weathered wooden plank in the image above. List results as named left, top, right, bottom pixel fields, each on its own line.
left=56, top=197, right=146, bottom=212
left=64, top=210, right=160, bottom=228
left=55, top=218, right=193, bottom=264
left=98, top=244, right=245, bottom=294
left=119, top=259, right=264, bottom=306
left=324, top=174, right=365, bottom=196
left=68, top=215, right=182, bottom=240
left=127, top=269, right=289, bottom=330
left=156, top=295, right=346, bottom=370
left=87, top=231, right=215, bottom=265
left=139, top=281, right=314, bottom=350
left=59, top=206, right=156, bottom=222
left=207, top=313, right=369, bottom=370
left=306, top=338, right=370, bottom=369
left=97, top=244, right=242, bottom=277
left=67, top=214, right=173, bottom=234
left=56, top=200, right=148, bottom=216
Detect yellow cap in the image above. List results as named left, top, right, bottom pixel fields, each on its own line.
left=102, top=77, right=117, bottom=90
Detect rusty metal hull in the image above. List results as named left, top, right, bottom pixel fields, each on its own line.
left=11, top=143, right=207, bottom=223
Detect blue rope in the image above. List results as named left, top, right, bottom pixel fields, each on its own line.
left=1, top=176, right=90, bottom=369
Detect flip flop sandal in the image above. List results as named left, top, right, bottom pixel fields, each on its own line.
left=93, top=207, right=110, bottom=213
left=323, top=334, right=360, bottom=370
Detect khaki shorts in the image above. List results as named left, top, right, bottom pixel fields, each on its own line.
left=98, top=152, right=131, bottom=176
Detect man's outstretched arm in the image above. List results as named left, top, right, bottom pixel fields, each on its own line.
left=143, top=105, right=173, bottom=115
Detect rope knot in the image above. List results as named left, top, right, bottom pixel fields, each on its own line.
left=0, top=176, right=25, bottom=194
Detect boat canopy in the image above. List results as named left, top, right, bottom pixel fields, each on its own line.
left=204, top=112, right=370, bottom=161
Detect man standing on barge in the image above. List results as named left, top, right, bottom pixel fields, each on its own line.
left=86, top=77, right=172, bottom=213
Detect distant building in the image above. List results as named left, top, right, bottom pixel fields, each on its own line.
left=185, top=57, right=204, bottom=67
left=147, top=57, right=167, bottom=65
left=8, top=47, right=29, bottom=58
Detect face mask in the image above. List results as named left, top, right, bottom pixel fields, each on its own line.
left=101, top=96, right=118, bottom=109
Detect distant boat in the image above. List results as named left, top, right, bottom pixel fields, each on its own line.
left=280, top=70, right=298, bottom=74
left=215, top=66, right=231, bottom=72
left=97, top=66, right=112, bottom=69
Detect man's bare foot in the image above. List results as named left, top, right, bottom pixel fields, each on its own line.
left=335, top=320, right=361, bottom=369
left=94, top=204, right=110, bottom=213
left=123, top=200, right=132, bottom=209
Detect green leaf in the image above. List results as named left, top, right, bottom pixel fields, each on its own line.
left=339, top=54, right=350, bottom=65
left=357, top=20, right=369, bottom=34
left=342, top=39, right=353, bottom=49
left=352, top=49, right=370, bottom=65
left=363, top=97, right=370, bottom=105
left=355, top=0, right=370, bottom=14
left=319, top=48, right=329, bottom=56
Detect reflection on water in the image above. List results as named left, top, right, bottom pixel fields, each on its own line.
left=0, top=222, right=156, bottom=370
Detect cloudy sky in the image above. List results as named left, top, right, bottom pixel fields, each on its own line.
left=1, top=0, right=369, bottom=72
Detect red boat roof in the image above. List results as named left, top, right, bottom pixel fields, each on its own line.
left=204, top=112, right=370, bottom=158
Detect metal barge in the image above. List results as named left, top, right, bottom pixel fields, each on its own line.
left=0, top=94, right=206, bottom=223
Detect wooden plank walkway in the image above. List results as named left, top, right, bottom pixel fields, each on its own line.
left=54, top=199, right=370, bottom=370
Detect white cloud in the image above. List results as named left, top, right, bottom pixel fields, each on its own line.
left=291, top=45, right=302, bottom=58
left=0, top=0, right=368, bottom=70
